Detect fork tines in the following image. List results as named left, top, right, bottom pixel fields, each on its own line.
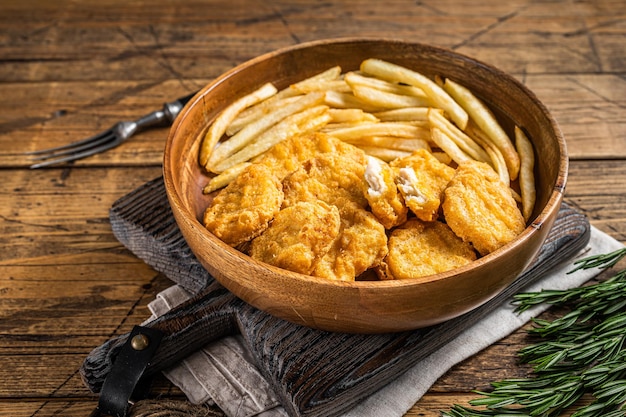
left=26, top=130, right=119, bottom=169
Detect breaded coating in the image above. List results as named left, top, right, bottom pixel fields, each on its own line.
left=443, top=160, right=525, bottom=256
left=282, top=153, right=369, bottom=209
left=390, top=149, right=455, bottom=222
left=363, top=155, right=408, bottom=229
left=249, top=201, right=341, bottom=275
left=312, top=203, right=388, bottom=281
left=379, top=219, right=477, bottom=280
left=203, top=163, right=283, bottom=246
left=255, top=132, right=366, bottom=181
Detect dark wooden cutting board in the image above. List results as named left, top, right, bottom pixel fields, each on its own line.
left=81, top=177, right=591, bottom=417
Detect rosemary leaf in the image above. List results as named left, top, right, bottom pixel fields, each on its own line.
left=568, top=248, right=626, bottom=273
left=441, top=250, right=626, bottom=417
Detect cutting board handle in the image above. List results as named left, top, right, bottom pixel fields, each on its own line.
left=80, top=280, right=244, bottom=393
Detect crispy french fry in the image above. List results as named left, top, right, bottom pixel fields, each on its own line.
left=356, top=146, right=412, bottom=162
left=430, top=127, right=472, bottom=165
left=292, top=79, right=351, bottom=94
left=288, top=66, right=342, bottom=93
left=327, top=122, right=431, bottom=142
left=203, top=162, right=252, bottom=194
left=226, top=95, right=302, bottom=136
left=341, top=136, right=431, bottom=153
left=323, top=91, right=386, bottom=112
left=373, top=107, right=429, bottom=122
left=206, top=91, right=325, bottom=170
left=466, top=123, right=510, bottom=185
left=344, top=71, right=429, bottom=99
left=361, top=58, right=469, bottom=130
left=442, top=78, right=520, bottom=180
left=327, top=108, right=378, bottom=123
left=351, top=84, right=431, bottom=109
left=510, top=188, right=522, bottom=204
left=515, top=126, right=536, bottom=221
left=225, top=67, right=342, bottom=136
left=432, top=151, right=453, bottom=165
left=212, top=105, right=331, bottom=172
left=428, top=109, right=490, bottom=163
left=199, top=82, right=278, bottom=168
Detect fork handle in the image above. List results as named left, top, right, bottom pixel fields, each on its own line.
left=163, top=92, right=197, bottom=123
left=122, top=92, right=198, bottom=138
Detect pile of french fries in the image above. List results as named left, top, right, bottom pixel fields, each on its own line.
left=199, top=58, right=536, bottom=221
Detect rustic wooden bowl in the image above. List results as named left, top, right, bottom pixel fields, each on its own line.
left=163, top=38, right=567, bottom=333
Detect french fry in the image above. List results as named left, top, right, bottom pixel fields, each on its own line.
left=323, top=90, right=385, bottom=112
left=206, top=91, right=325, bottom=171
left=199, top=82, right=278, bottom=168
left=428, top=109, right=490, bottom=163
left=226, top=67, right=341, bottom=135
left=430, top=127, right=472, bottom=165
left=327, top=121, right=430, bottom=142
left=373, top=107, right=429, bottom=122
left=212, top=105, right=331, bottom=173
left=351, top=84, right=432, bottom=109
left=342, top=136, right=431, bottom=153
left=327, top=108, right=378, bottom=123
left=344, top=71, right=430, bottom=100
left=515, top=126, right=536, bottom=221
left=203, top=162, right=251, bottom=194
left=356, top=146, right=412, bottom=162
left=466, top=122, right=510, bottom=185
left=288, top=66, right=342, bottom=94
left=442, top=77, right=520, bottom=180
left=292, top=79, right=351, bottom=94
left=361, top=58, right=469, bottom=130
left=432, top=151, right=453, bottom=165
left=226, top=95, right=302, bottom=136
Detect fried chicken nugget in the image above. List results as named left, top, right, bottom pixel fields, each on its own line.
left=203, top=163, right=283, bottom=246
left=379, top=219, right=477, bottom=280
left=256, top=132, right=366, bottom=181
left=249, top=201, right=341, bottom=275
left=282, top=153, right=369, bottom=209
left=390, top=148, right=455, bottom=222
left=312, top=203, right=388, bottom=281
left=363, top=155, right=408, bottom=229
left=443, top=160, right=525, bottom=256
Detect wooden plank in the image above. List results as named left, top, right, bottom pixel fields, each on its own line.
left=566, top=160, right=626, bottom=241
left=1, top=1, right=623, bottom=82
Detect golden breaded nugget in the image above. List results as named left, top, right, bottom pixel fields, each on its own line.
left=256, top=132, right=365, bottom=181
left=249, top=201, right=341, bottom=275
left=390, top=148, right=455, bottom=222
left=312, top=203, right=388, bottom=281
left=443, top=160, right=525, bottom=256
left=203, top=164, right=283, bottom=246
left=380, top=219, right=477, bottom=280
left=363, top=155, right=408, bottom=229
left=282, top=153, right=368, bottom=209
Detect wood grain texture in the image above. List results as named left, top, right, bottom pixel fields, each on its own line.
left=84, top=177, right=590, bottom=417
left=1, top=0, right=624, bottom=416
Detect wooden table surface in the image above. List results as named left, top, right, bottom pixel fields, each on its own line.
left=1, top=1, right=625, bottom=416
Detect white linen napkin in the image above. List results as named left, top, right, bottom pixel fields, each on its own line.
left=145, top=226, right=623, bottom=417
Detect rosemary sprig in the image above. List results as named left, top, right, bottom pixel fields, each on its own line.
left=441, top=248, right=626, bottom=417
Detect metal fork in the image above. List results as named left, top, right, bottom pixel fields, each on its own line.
left=27, top=92, right=197, bottom=169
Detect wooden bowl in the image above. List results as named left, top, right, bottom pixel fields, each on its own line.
left=163, top=38, right=567, bottom=333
